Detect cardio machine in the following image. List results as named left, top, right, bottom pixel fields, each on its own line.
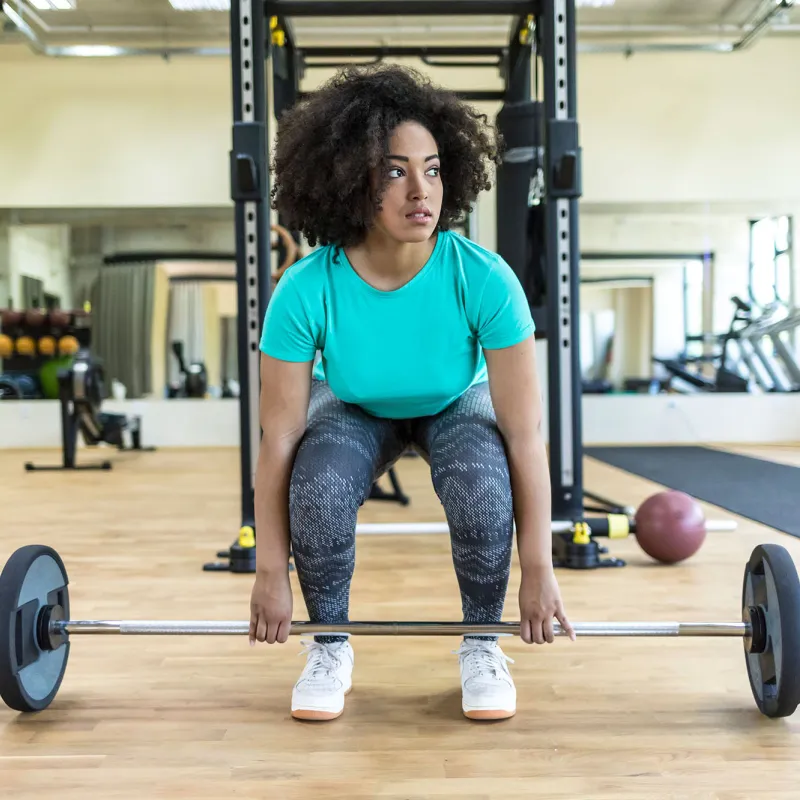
left=733, top=301, right=800, bottom=392
left=654, top=296, right=751, bottom=393
left=24, top=348, right=153, bottom=471
left=167, top=341, right=208, bottom=399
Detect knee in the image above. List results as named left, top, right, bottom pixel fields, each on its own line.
left=430, top=424, right=513, bottom=521
left=289, top=438, right=373, bottom=520
left=445, top=456, right=514, bottom=580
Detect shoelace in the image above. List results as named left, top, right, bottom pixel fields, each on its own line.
left=298, top=639, right=344, bottom=682
left=454, top=640, right=515, bottom=679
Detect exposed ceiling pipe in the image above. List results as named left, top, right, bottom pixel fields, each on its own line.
left=742, top=0, right=774, bottom=29
left=580, top=41, right=736, bottom=54
left=576, top=23, right=800, bottom=35
left=2, top=1, right=44, bottom=53
left=735, top=0, right=795, bottom=49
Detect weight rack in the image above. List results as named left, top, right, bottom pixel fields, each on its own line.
left=212, top=0, right=585, bottom=571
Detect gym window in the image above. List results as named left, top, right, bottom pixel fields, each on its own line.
left=749, top=215, right=793, bottom=308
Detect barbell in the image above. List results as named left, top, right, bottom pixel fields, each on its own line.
left=1, top=542, right=799, bottom=718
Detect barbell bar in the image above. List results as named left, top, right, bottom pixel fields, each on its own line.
left=54, top=620, right=749, bottom=637
left=354, top=519, right=738, bottom=535
left=1, top=542, right=799, bottom=719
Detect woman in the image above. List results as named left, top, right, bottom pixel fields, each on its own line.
left=248, top=64, right=574, bottom=722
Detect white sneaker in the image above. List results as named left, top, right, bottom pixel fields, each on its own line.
left=291, top=639, right=354, bottom=721
left=456, top=638, right=516, bottom=720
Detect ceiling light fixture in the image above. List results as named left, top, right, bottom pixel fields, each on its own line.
left=28, top=0, right=76, bottom=9
left=169, top=0, right=231, bottom=10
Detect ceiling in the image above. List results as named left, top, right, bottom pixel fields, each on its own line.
left=1, top=0, right=799, bottom=51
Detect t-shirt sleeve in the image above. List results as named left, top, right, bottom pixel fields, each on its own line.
left=474, top=255, right=536, bottom=349
left=259, top=275, right=319, bottom=362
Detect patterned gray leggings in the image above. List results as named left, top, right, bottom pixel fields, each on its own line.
left=289, top=379, right=514, bottom=642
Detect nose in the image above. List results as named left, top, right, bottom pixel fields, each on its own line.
left=408, top=171, right=428, bottom=201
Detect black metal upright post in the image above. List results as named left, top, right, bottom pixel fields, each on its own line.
left=496, top=12, right=548, bottom=327
left=505, top=14, right=532, bottom=103
left=271, top=15, right=301, bottom=263
left=271, top=15, right=298, bottom=120
left=204, top=0, right=271, bottom=572
left=542, top=0, right=583, bottom=521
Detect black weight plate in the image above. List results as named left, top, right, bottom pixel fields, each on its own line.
left=0, top=545, right=70, bottom=712
left=742, top=543, right=800, bottom=718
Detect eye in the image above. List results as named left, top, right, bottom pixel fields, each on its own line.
left=387, top=167, right=404, bottom=179
left=426, top=166, right=440, bottom=177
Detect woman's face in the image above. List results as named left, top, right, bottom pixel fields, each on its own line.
left=370, top=121, right=443, bottom=244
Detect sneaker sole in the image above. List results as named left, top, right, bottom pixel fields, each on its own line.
left=291, top=686, right=351, bottom=721
left=463, top=707, right=516, bottom=721
left=291, top=707, right=343, bottom=721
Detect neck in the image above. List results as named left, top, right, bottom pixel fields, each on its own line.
left=353, top=229, right=437, bottom=280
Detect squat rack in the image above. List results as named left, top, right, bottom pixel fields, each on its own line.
left=211, top=0, right=583, bottom=570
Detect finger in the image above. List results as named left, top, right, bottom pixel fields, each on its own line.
left=256, top=615, right=267, bottom=643
left=277, top=619, right=292, bottom=644
left=249, top=616, right=257, bottom=646
left=532, top=619, right=545, bottom=645
left=557, top=608, right=576, bottom=641
left=543, top=616, right=555, bottom=644
left=520, top=618, right=532, bottom=645
left=266, top=620, right=278, bottom=645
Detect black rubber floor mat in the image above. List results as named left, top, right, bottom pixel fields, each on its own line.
left=585, top=445, right=800, bottom=538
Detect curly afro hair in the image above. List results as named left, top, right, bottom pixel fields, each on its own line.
left=270, top=63, right=502, bottom=248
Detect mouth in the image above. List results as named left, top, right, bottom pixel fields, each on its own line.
left=406, top=207, right=433, bottom=223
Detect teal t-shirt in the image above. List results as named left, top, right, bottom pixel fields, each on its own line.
left=259, top=230, right=535, bottom=419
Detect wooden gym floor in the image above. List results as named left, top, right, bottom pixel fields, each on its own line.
left=1, top=445, right=800, bottom=798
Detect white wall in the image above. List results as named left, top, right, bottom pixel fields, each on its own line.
left=2, top=38, right=799, bottom=209
left=0, top=46, right=232, bottom=208
left=8, top=225, right=72, bottom=309
left=578, top=42, right=800, bottom=208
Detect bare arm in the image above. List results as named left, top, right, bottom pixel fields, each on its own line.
left=253, top=352, right=314, bottom=576
left=484, top=335, right=574, bottom=644
left=484, top=334, right=551, bottom=570
left=249, top=353, right=313, bottom=644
